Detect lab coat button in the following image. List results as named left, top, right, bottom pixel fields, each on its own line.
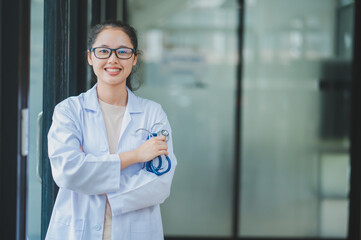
left=93, top=224, right=102, bottom=231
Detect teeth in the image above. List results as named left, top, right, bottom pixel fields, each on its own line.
left=106, top=68, right=120, bottom=72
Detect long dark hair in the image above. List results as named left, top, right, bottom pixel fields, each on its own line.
left=88, top=20, right=140, bottom=91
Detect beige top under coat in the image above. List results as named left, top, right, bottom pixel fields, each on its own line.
left=99, top=99, right=126, bottom=240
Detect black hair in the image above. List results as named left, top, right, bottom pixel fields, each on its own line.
left=88, top=20, right=140, bottom=91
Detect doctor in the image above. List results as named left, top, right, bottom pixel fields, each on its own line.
left=46, top=20, right=177, bottom=240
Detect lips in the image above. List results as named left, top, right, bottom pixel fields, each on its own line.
left=105, top=68, right=121, bottom=72
left=104, top=67, right=121, bottom=76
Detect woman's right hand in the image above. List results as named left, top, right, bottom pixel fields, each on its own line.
left=134, top=135, right=168, bottom=163
left=118, top=135, right=168, bottom=170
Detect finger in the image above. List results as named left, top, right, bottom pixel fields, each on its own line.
left=155, top=135, right=166, bottom=141
left=157, top=142, right=168, bottom=149
left=157, top=149, right=168, bottom=156
left=148, top=136, right=165, bottom=143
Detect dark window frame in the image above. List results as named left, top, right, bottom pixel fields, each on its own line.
left=0, top=0, right=30, bottom=239
left=41, top=0, right=88, bottom=238
left=347, top=0, right=361, bottom=239
left=41, top=0, right=70, bottom=238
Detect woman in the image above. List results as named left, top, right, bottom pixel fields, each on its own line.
left=46, top=20, right=177, bottom=240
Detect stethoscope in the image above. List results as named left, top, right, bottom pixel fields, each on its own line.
left=135, top=122, right=171, bottom=176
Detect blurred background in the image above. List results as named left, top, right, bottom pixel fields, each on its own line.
left=4, top=0, right=358, bottom=239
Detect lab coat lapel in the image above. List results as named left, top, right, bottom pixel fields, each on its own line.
left=118, top=88, right=143, bottom=143
left=83, top=85, right=111, bottom=153
left=120, top=109, right=131, bottom=141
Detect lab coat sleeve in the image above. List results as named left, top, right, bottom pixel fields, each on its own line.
left=107, top=107, right=177, bottom=215
left=48, top=105, right=121, bottom=195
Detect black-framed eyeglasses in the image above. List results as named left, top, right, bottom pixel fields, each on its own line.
left=90, top=47, right=136, bottom=59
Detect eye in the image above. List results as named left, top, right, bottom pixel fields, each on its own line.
left=117, top=48, right=131, bottom=55
left=98, top=48, right=110, bottom=54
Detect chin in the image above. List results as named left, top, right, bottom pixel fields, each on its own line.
left=101, top=79, right=126, bottom=87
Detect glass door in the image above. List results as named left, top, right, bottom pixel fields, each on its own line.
left=27, top=0, right=44, bottom=239
left=239, top=0, right=354, bottom=238
left=128, top=0, right=356, bottom=238
left=129, top=0, right=240, bottom=237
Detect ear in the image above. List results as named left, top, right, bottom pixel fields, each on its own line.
left=87, top=50, right=93, bottom=66
left=132, top=53, right=138, bottom=66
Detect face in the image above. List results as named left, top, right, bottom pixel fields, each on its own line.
left=88, top=27, right=137, bottom=88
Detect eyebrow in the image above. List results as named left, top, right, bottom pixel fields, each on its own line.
left=97, top=44, right=132, bottom=48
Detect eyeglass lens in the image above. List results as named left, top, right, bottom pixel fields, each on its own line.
left=94, top=47, right=134, bottom=59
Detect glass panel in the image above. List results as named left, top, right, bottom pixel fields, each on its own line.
left=239, top=0, right=353, bottom=238
left=129, top=0, right=239, bottom=237
left=26, top=0, right=44, bottom=239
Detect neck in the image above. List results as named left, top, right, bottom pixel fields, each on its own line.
left=96, top=82, right=128, bottom=106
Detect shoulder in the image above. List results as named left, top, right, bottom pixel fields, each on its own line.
left=54, top=94, right=84, bottom=114
left=139, top=96, right=162, bottom=111
left=54, top=86, right=96, bottom=115
left=130, top=91, right=164, bottom=115
left=52, top=91, right=91, bottom=124
left=130, top=94, right=171, bottom=129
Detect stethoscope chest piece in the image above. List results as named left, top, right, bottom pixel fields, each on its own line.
left=157, top=129, right=169, bottom=141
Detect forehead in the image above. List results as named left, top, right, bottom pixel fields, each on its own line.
left=93, top=27, right=133, bottom=48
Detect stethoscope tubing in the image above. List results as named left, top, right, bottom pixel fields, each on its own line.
left=146, top=155, right=171, bottom=176
left=136, top=123, right=172, bottom=176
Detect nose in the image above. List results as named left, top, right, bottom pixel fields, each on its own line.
left=107, top=50, right=119, bottom=62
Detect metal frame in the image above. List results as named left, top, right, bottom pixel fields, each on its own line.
left=41, top=0, right=89, bottom=238
left=69, top=0, right=89, bottom=94
left=0, top=0, right=30, bottom=239
left=91, top=0, right=118, bottom=26
left=347, top=0, right=361, bottom=239
left=91, top=0, right=101, bottom=26
left=232, top=0, right=245, bottom=238
left=122, top=0, right=128, bottom=23
left=105, top=0, right=117, bottom=20
left=41, top=0, right=70, bottom=238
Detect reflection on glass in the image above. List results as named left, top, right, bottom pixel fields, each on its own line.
left=240, top=0, right=353, bottom=237
left=27, top=0, right=44, bottom=239
left=129, top=0, right=239, bottom=237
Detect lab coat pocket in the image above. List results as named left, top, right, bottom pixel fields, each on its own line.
left=46, top=212, right=84, bottom=240
left=131, top=220, right=154, bottom=240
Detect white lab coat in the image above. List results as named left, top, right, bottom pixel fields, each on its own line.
left=45, top=84, right=177, bottom=240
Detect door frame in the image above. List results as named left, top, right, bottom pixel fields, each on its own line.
left=41, top=0, right=89, bottom=238
left=0, top=0, right=30, bottom=239
left=347, top=0, right=361, bottom=239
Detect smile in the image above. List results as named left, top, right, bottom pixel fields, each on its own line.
left=105, top=68, right=121, bottom=72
